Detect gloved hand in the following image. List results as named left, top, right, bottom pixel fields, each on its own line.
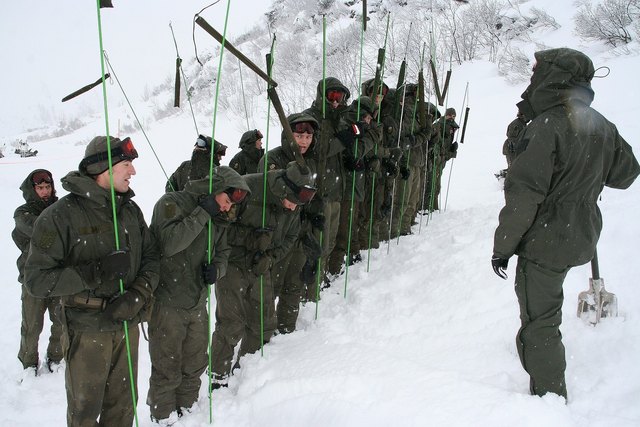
left=344, top=154, right=365, bottom=171
left=301, top=234, right=322, bottom=261
left=451, top=141, right=459, bottom=153
left=382, top=158, right=398, bottom=178
left=309, top=214, right=325, bottom=231
left=253, top=227, right=273, bottom=252
left=299, top=260, right=317, bottom=284
left=400, top=166, right=410, bottom=180
left=202, top=263, right=217, bottom=285
left=335, top=128, right=356, bottom=149
left=354, top=121, right=368, bottom=134
left=198, top=193, right=220, bottom=217
left=103, top=278, right=152, bottom=322
left=252, top=251, right=272, bottom=275
left=491, top=256, right=508, bottom=280
left=100, top=250, right=130, bottom=281
left=381, top=157, right=398, bottom=178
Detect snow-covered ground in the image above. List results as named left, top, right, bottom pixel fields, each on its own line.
left=1, top=1, right=639, bottom=426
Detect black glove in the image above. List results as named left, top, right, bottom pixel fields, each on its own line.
left=309, top=214, right=325, bottom=231
left=381, top=158, right=398, bottom=178
left=336, top=128, right=356, bottom=149
left=299, top=260, right=317, bottom=284
left=198, top=193, right=220, bottom=217
left=103, top=279, right=151, bottom=322
left=491, top=256, right=508, bottom=280
left=451, top=141, right=459, bottom=153
left=100, top=250, right=130, bottom=281
left=252, top=251, right=273, bottom=275
left=344, top=154, right=365, bottom=171
left=202, top=263, right=217, bottom=285
left=301, top=234, right=322, bottom=261
left=253, top=227, right=273, bottom=252
left=400, top=166, right=410, bottom=180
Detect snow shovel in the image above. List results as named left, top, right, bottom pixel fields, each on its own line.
left=577, top=249, right=618, bottom=325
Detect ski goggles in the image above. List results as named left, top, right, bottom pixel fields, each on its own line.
left=254, top=130, right=263, bottom=140
left=196, top=135, right=209, bottom=148
left=292, top=122, right=315, bottom=135
left=80, top=137, right=138, bottom=170
left=282, top=174, right=317, bottom=205
left=224, top=187, right=249, bottom=204
left=32, top=171, right=53, bottom=185
left=326, top=89, right=346, bottom=103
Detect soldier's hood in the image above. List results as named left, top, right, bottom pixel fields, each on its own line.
left=239, top=130, right=258, bottom=149
left=184, top=166, right=250, bottom=196
left=20, top=169, right=57, bottom=205
left=310, top=77, right=350, bottom=116
left=517, top=48, right=595, bottom=120
left=281, top=112, right=318, bottom=160
left=61, top=171, right=134, bottom=207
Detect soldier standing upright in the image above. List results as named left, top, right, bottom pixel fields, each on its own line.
left=229, top=129, right=264, bottom=175
left=426, top=107, right=459, bottom=212
left=12, top=169, right=63, bottom=377
left=166, top=134, right=228, bottom=192
left=304, top=77, right=353, bottom=283
left=258, top=113, right=323, bottom=332
left=492, top=48, right=640, bottom=400
left=25, top=136, right=159, bottom=426
left=147, top=166, right=249, bottom=424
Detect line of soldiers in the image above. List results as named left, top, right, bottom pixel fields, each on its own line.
left=14, top=75, right=461, bottom=426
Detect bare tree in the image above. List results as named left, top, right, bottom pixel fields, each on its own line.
left=574, top=0, right=637, bottom=46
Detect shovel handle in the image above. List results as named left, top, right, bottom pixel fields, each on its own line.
left=591, top=249, right=600, bottom=280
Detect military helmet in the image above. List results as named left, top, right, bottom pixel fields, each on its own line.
left=282, top=161, right=317, bottom=205
left=80, top=136, right=138, bottom=175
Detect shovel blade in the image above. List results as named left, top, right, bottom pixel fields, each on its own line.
left=577, top=290, right=598, bottom=324
left=600, top=290, right=618, bottom=318
left=577, top=278, right=617, bottom=325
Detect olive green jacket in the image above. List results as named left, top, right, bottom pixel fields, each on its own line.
left=304, top=77, right=351, bottom=202
left=229, top=135, right=264, bottom=175
left=24, top=171, right=159, bottom=331
left=398, top=97, right=431, bottom=168
left=151, top=169, right=249, bottom=309
left=258, top=127, right=322, bottom=259
left=226, top=172, right=301, bottom=272
left=431, top=116, right=458, bottom=163
left=494, top=48, right=640, bottom=268
left=12, top=170, right=58, bottom=283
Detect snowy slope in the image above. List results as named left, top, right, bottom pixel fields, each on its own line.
left=1, top=1, right=639, bottom=426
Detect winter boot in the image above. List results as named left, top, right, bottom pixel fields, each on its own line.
left=150, top=411, right=180, bottom=426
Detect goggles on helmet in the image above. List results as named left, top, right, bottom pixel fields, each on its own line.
left=254, top=130, right=264, bottom=140
left=196, top=135, right=209, bottom=148
left=32, top=171, right=53, bottom=185
left=225, top=187, right=248, bottom=204
left=79, top=137, right=138, bottom=172
left=282, top=174, right=317, bottom=205
left=326, top=89, right=346, bottom=103
left=292, top=122, right=315, bottom=135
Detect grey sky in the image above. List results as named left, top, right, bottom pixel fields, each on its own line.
left=0, top=1, right=270, bottom=137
